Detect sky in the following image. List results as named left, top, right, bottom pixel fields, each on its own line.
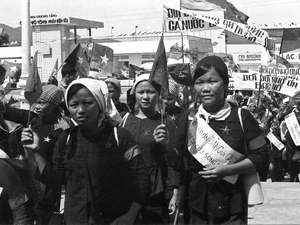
left=0, top=0, right=299, bottom=37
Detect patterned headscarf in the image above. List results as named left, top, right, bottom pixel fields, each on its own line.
left=168, top=79, right=179, bottom=97
left=39, top=84, right=63, bottom=105
left=65, top=78, right=121, bottom=127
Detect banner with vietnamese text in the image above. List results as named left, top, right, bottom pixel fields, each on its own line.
left=164, top=5, right=271, bottom=49
left=232, top=72, right=300, bottom=96
left=163, top=5, right=218, bottom=32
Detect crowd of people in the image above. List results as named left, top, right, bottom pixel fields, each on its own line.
left=227, top=86, right=300, bottom=183
left=0, top=54, right=298, bottom=225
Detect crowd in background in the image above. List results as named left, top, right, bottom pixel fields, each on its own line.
left=0, top=54, right=298, bottom=225
left=226, top=89, right=300, bottom=183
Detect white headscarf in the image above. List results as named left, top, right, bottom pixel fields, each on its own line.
left=65, top=78, right=122, bottom=127
left=130, top=73, right=150, bottom=95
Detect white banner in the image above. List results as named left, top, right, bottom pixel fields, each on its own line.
left=285, top=112, right=300, bottom=146
left=266, top=132, right=285, bottom=151
left=163, top=5, right=218, bottom=32
left=163, top=5, right=270, bottom=49
left=267, top=67, right=300, bottom=80
left=188, top=115, right=244, bottom=184
left=232, top=72, right=299, bottom=96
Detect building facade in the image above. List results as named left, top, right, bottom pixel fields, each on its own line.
left=0, top=15, right=299, bottom=82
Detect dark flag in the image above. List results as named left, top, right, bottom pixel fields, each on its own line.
left=2, top=60, right=22, bottom=81
left=181, top=0, right=248, bottom=24
left=25, top=51, right=42, bottom=105
left=129, top=64, right=145, bottom=79
left=168, top=63, right=193, bottom=86
left=276, top=55, right=293, bottom=68
left=90, top=43, right=114, bottom=79
left=112, top=57, right=129, bottom=79
left=65, top=43, right=89, bottom=78
left=50, top=58, right=58, bottom=77
left=47, top=58, right=58, bottom=86
left=149, top=36, right=169, bottom=98
left=280, top=28, right=300, bottom=54
left=180, top=0, right=226, bottom=11
left=225, top=2, right=249, bottom=25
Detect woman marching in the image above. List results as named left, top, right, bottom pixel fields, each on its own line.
left=1, top=84, right=70, bottom=224
left=173, top=56, right=269, bottom=224
left=121, top=74, right=179, bottom=224
left=21, top=78, right=150, bottom=225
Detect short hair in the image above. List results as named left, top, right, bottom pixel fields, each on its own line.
left=61, top=63, right=76, bottom=78
left=193, top=56, right=229, bottom=85
left=0, top=65, right=6, bottom=77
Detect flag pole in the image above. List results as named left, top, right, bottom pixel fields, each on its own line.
left=161, top=31, right=165, bottom=125
left=257, top=66, right=263, bottom=108
left=159, top=18, right=166, bottom=125
left=27, top=104, right=32, bottom=126
left=21, top=0, right=31, bottom=85
left=179, top=4, right=190, bottom=110
left=55, top=63, right=64, bottom=78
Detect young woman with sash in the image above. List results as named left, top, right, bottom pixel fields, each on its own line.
left=173, top=56, right=269, bottom=224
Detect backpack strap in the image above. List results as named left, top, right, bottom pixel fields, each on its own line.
left=238, top=107, right=243, bottom=131
left=120, top=112, right=130, bottom=128
left=114, top=127, right=119, bottom=147
left=238, top=107, right=248, bottom=155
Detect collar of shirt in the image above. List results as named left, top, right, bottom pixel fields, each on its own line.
left=197, top=101, right=232, bottom=123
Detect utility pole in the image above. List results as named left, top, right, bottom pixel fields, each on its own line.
left=21, top=0, right=31, bottom=83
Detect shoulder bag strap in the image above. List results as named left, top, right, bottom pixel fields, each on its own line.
left=114, top=127, right=119, bottom=147
left=120, top=112, right=130, bottom=128
left=238, top=107, right=248, bottom=155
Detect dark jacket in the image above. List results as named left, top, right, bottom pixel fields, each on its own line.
left=39, top=123, right=150, bottom=224
left=0, top=159, right=34, bottom=225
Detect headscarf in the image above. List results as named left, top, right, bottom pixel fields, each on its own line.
left=130, top=73, right=150, bottom=95
left=39, top=84, right=63, bottom=105
left=65, top=78, right=121, bottom=127
left=168, top=79, right=179, bottom=97
left=105, top=77, right=121, bottom=91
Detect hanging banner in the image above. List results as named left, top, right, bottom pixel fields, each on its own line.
left=232, top=72, right=299, bottom=96
left=163, top=5, right=271, bottom=49
left=267, top=67, right=300, bottom=80
left=163, top=5, right=218, bottom=32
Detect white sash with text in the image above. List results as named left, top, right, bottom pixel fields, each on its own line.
left=266, top=132, right=285, bottom=151
left=285, top=112, right=300, bottom=146
left=188, top=116, right=244, bottom=184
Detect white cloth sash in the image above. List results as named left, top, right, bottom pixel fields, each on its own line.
left=187, top=115, right=244, bottom=184
left=266, top=132, right=285, bottom=151
left=285, top=112, right=300, bottom=146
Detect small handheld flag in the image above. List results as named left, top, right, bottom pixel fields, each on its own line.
left=24, top=51, right=42, bottom=106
